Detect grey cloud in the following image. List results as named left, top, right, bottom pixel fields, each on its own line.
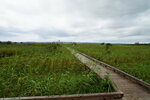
left=0, top=27, right=21, bottom=37
left=123, top=28, right=150, bottom=37
left=66, top=0, right=150, bottom=19
left=0, top=26, right=76, bottom=40
left=33, top=29, right=77, bottom=39
left=0, top=0, right=150, bottom=43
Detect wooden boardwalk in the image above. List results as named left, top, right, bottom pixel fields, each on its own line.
left=73, top=50, right=150, bottom=100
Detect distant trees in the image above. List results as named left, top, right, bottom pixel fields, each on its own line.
left=0, top=41, right=12, bottom=44
left=134, top=42, right=150, bottom=46
left=100, top=42, right=105, bottom=45
left=134, top=42, right=140, bottom=45
left=0, top=41, right=21, bottom=44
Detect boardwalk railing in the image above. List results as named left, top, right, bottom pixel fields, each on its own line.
left=77, top=51, right=150, bottom=91
left=1, top=92, right=123, bottom=100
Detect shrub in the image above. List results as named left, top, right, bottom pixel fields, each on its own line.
left=0, top=50, right=18, bottom=58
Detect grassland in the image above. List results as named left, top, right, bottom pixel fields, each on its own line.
left=0, top=43, right=115, bottom=98
left=70, top=44, right=150, bottom=83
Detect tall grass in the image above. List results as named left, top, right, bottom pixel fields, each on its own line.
left=70, top=44, right=150, bottom=83
left=0, top=43, right=115, bottom=98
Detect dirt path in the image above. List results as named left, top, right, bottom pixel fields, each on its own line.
left=71, top=50, right=150, bottom=100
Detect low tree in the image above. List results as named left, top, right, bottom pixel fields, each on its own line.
left=134, top=42, right=140, bottom=45
left=105, top=43, right=112, bottom=54
left=101, top=42, right=105, bottom=45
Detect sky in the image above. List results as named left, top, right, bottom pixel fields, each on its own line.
left=0, top=0, right=150, bottom=43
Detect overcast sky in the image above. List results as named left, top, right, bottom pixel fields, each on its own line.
left=0, top=0, right=150, bottom=43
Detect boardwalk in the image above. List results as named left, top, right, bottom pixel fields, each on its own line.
left=72, top=50, right=150, bottom=100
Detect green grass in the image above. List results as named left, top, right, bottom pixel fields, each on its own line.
left=70, top=44, right=150, bottom=83
left=0, top=43, right=115, bottom=98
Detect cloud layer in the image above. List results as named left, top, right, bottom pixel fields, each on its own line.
left=0, top=0, right=150, bottom=43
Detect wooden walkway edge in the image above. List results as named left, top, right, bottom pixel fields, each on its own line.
left=0, top=92, right=123, bottom=100
left=71, top=49, right=150, bottom=100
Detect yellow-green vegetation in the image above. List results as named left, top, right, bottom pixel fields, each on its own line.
left=0, top=43, right=115, bottom=98
left=70, top=43, right=150, bottom=83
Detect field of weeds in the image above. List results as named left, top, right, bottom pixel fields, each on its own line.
left=0, top=43, right=115, bottom=98
left=70, top=43, right=150, bottom=83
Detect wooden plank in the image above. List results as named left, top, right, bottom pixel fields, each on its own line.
left=0, top=92, right=123, bottom=100
left=72, top=50, right=150, bottom=100
left=77, top=51, right=150, bottom=91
